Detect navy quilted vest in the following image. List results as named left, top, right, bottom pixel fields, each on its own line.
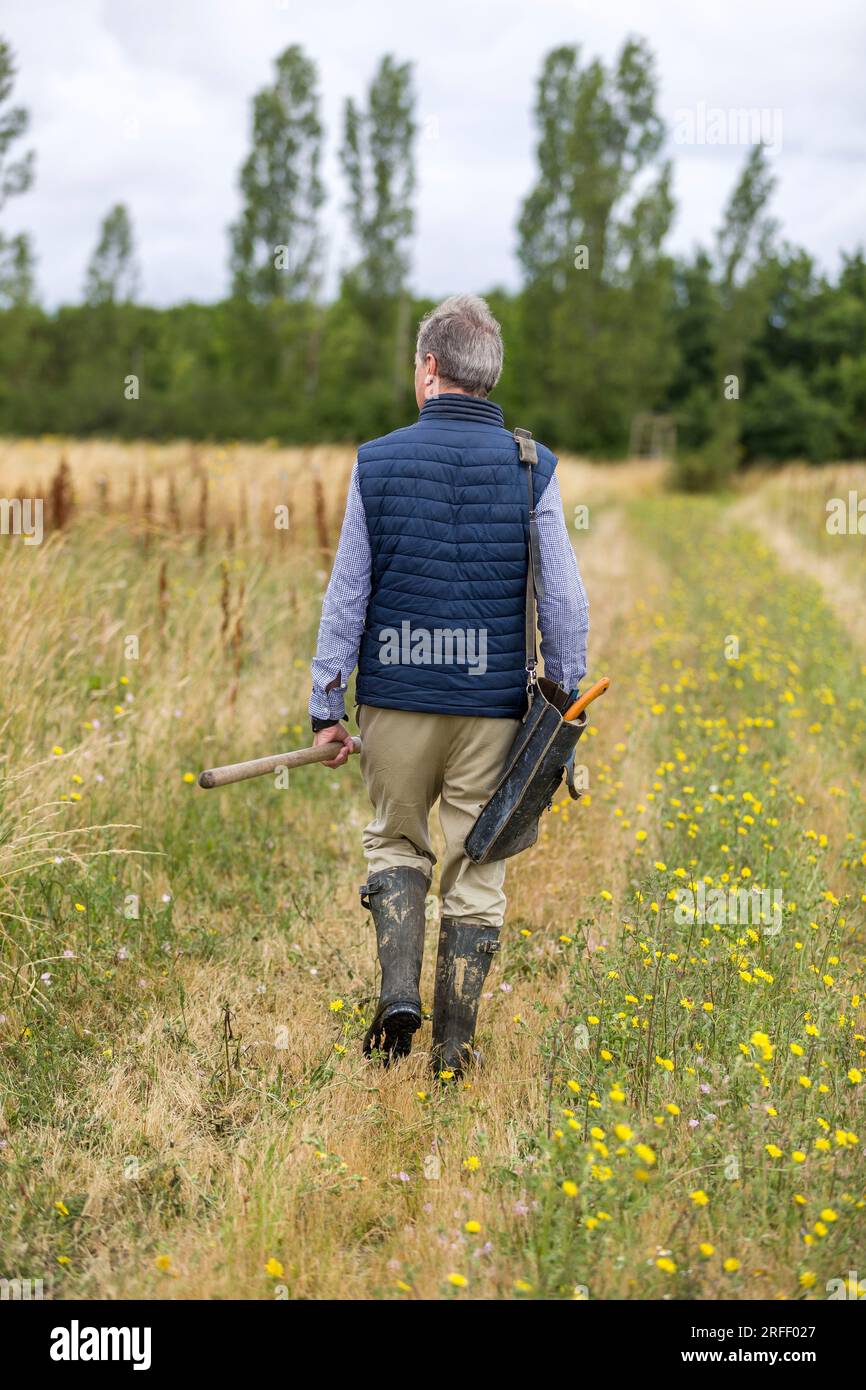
left=355, top=394, right=557, bottom=718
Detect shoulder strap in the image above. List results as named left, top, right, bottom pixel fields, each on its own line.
left=513, top=427, right=546, bottom=692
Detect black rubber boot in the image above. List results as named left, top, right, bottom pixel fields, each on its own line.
left=431, top=917, right=501, bottom=1079
left=361, top=866, right=428, bottom=1063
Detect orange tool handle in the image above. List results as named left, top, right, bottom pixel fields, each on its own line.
left=563, top=676, right=610, bottom=722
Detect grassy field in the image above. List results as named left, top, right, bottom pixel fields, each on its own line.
left=1, top=439, right=864, bottom=1301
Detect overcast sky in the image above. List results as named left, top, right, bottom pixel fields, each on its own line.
left=4, top=0, right=865, bottom=307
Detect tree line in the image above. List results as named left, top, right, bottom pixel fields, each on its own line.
left=0, top=36, right=863, bottom=483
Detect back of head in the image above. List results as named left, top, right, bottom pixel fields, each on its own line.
left=416, top=294, right=504, bottom=397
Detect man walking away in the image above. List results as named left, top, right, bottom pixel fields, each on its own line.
left=308, top=294, right=588, bottom=1078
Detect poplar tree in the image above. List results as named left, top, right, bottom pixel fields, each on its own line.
left=0, top=36, right=36, bottom=306
left=340, top=54, right=416, bottom=303
left=708, top=144, right=778, bottom=482
left=230, top=45, right=325, bottom=302
left=84, top=203, right=140, bottom=305
left=516, top=38, right=673, bottom=450
left=339, top=54, right=416, bottom=421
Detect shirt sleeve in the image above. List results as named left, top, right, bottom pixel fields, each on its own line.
left=308, top=462, right=372, bottom=722
left=534, top=471, right=589, bottom=691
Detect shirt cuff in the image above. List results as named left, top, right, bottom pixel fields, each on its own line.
left=308, top=673, right=348, bottom=724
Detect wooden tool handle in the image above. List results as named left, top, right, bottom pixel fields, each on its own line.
left=198, top=736, right=362, bottom=788
left=563, top=676, right=610, bottom=722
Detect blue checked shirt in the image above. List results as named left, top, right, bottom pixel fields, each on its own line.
left=309, top=464, right=589, bottom=723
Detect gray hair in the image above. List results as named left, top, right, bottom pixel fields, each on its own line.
left=416, top=294, right=504, bottom=397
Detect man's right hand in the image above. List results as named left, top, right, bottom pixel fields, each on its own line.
left=313, top=722, right=355, bottom=768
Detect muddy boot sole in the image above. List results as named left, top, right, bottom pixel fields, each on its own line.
left=364, top=1001, right=422, bottom=1064
left=381, top=1002, right=422, bottom=1060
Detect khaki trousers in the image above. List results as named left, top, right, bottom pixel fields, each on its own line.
left=358, top=704, right=521, bottom=927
